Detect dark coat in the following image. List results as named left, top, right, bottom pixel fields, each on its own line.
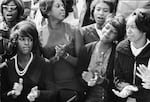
left=114, top=39, right=150, bottom=102
left=1, top=55, right=56, bottom=102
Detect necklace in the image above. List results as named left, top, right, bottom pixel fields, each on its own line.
left=14, top=53, right=33, bottom=76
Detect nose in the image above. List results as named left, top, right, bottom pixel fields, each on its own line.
left=99, top=9, right=104, bottom=15
left=60, top=5, right=65, bottom=11
left=24, top=39, right=31, bottom=45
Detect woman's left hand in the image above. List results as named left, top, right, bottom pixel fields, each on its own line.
left=55, top=44, right=66, bottom=58
left=136, top=64, right=150, bottom=89
left=27, top=86, right=39, bottom=102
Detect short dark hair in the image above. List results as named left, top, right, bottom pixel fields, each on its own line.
left=130, top=8, right=150, bottom=39
left=90, top=0, right=114, bottom=20
left=10, top=20, right=40, bottom=54
left=39, top=0, right=68, bottom=18
left=1, top=0, right=24, bottom=21
left=104, top=14, right=126, bottom=42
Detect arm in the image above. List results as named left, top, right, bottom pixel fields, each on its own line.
left=114, top=52, right=130, bottom=91
left=62, top=27, right=83, bottom=66
left=28, top=62, right=57, bottom=102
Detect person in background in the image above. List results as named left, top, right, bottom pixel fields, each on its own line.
left=113, top=8, right=150, bottom=102
left=0, top=0, right=24, bottom=61
left=63, top=0, right=80, bottom=27
left=39, top=0, right=84, bottom=101
left=1, top=20, right=56, bottom=102
left=78, top=14, right=126, bottom=102
left=81, top=0, right=115, bottom=45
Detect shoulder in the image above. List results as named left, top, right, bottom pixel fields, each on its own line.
left=116, top=39, right=130, bottom=53
left=81, top=24, right=95, bottom=32
left=83, top=41, right=97, bottom=54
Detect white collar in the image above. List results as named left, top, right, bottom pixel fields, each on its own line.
left=131, top=39, right=150, bottom=56
left=95, top=24, right=102, bottom=39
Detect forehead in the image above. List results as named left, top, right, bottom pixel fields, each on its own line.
left=53, top=0, right=63, bottom=4
left=127, top=15, right=136, bottom=25
left=5, top=1, right=16, bottom=5
left=95, top=2, right=110, bottom=9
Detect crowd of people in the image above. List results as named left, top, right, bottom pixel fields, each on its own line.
left=0, top=0, right=150, bottom=102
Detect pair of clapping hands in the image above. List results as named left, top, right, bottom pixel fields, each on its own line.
left=50, top=44, right=67, bottom=63
left=113, top=64, right=150, bottom=98
left=7, top=78, right=39, bottom=102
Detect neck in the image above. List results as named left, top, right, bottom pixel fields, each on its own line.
left=17, top=53, right=31, bottom=64
left=96, top=23, right=103, bottom=30
left=48, top=18, right=62, bottom=30
left=6, top=20, right=17, bottom=29
left=132, top=37, right=147, bottom=49
left=99, top=41, right=112, bottom=50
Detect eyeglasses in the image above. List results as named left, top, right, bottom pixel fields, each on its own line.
left=2, top=5, right=17, bottom=11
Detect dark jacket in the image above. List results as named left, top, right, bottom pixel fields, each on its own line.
left=78, top=41, right=117, bottom=102
left=114, top=39, right=150, bottom=102
left=1, top=55, right=56, bottom=102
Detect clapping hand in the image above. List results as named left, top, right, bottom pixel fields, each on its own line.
left=136, top=64, right=150, bottom=89
left=27, top=86, right=39, bottom=102
left=112, top=85, right=138, bottom=98
left=82, top=71, right=98, bottom=86
left=7, top=78, right=23, bottom=97
left=55, top=44, right=66, bottom=57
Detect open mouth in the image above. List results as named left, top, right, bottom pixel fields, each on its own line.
left=97, top=16, right=104, bottom=21
left=6, top=14, right=13, bottom=18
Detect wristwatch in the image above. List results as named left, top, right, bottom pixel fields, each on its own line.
left=64, top=53, right=70, bottom=59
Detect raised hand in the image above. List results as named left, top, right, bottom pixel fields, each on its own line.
left=7, top=78, right=23, bottom=97
left=136, top=64, right=150, bottom=89
left=112, top=85, right=138, bottom=98
left=27, top=86, right=39, bottom=102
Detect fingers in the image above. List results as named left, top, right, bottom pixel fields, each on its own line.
left=136, top=71, right=143, bottom=80
left=125, top=85, right=138, bottom=92
left=137, top=64, right=146, bottom=75
left=142, top=83, right=150, bottom=89
left=7, top=90, right=15, bottom=96
left=27, top=86, right=39, bottom=102
left=112, top=89, right=130, bottom=98
left=19, top=78, right=23, bottom=84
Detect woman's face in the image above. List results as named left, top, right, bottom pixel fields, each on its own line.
left=101, top=23, right=118, bottom=43
left=49, top=0, right=65, bottom=21
left=17, top=35, right=33, bottom=55
left=93, top=2, right=110, bottom=26
left=126, top=16, right=145, bottom=43
left=2, top=1, right=18, bottom=22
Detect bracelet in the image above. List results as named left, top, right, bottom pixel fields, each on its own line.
left=64, top=53, right=69, bottom=59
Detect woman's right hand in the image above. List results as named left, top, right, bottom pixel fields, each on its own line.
left=7, top=78, right=23, bottom=98
left=136, top=64, right=150, bottom=89
left=82, top=71, right=97, bottom=86
left=112, top=85, right=138, bottom=98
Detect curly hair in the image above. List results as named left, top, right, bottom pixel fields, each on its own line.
left=39, top=0, right=68, bottom=18
left=104, top=14, right=126, bottom=42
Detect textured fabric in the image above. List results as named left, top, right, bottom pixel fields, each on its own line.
left=81, top=23, right=100, bottom=45
left=114, top=39, right=150, bottom=102
left=1, top=55, right=56, bottom=102
left=78, top=41, right=118, bottom=102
